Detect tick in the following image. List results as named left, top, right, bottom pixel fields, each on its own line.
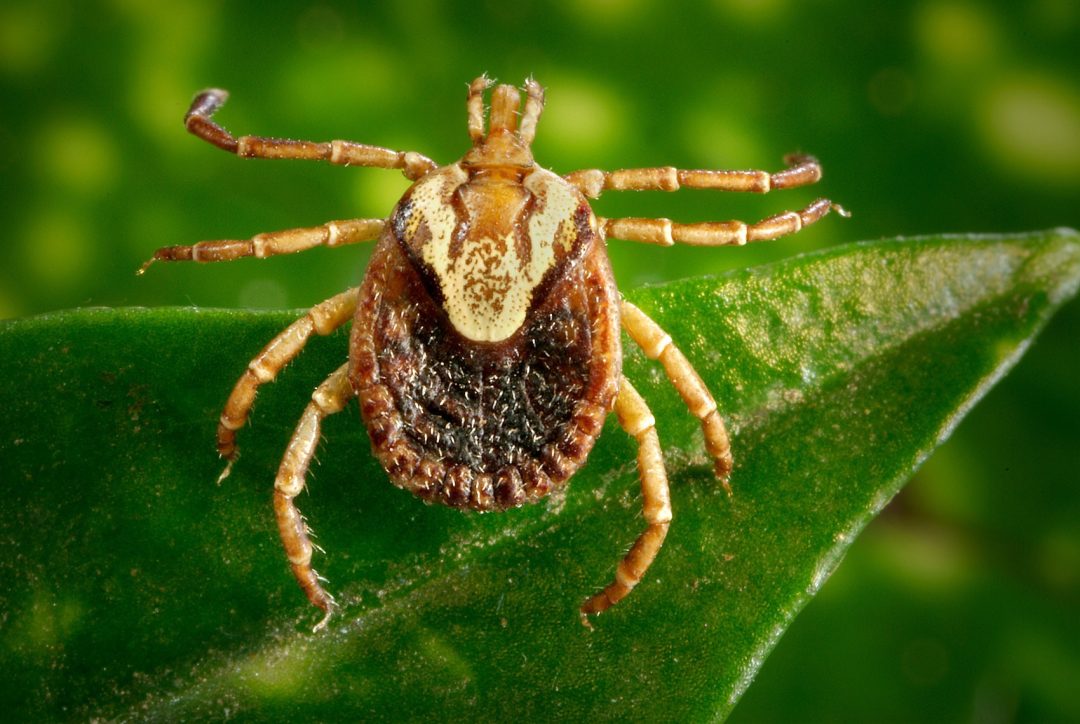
left=143, top=77, right=845, bottom=631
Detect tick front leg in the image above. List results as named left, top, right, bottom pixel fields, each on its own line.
left=139, top=218, right=384, bottom=273
left=217, top=288, right=359, bottom=481
left=621, top=300, right=733, bottom=486
left=565, top=154, right=824, bottom=199
left=186, top=88, right=437, bottom=180
left=581, top=377, right=671, bottom=623
left=599, top=197, right=848, bottom=247
left=275, top=363, right=354, bottom=632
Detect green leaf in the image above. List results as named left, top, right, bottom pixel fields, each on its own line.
left=1, top=230, right=1077, bottom=721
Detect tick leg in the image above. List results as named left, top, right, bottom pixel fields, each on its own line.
left=139, top=218, right=384, bottom=273
left=581, top=376, right=671, bottom=623
left=599, top=197, right=848, bottom=247
left=217, top=288, right=359, bottom=481
left=564, top=154, right=825, bottom=199
left=275, top=362, right=354, bottom=632
left=185, top=88, right=437, bottom=180
left=621, top=300, right=733, bottom=486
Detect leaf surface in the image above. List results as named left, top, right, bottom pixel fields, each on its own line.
left=1, top=230, right=1077, bottom=720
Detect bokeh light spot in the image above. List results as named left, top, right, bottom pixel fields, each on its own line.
left=1030, top=0, right=1078, bottom=35
left=680, top=109, right=765, bottom=168
left=558, top=0, right=646, bottom=28
left=128, top=62, right=193, bottom=148
left=713, top=0, right=788, bottom=24
left=0, top=285, right=19, bottom=320
left=872, top=521, right=974, bottom=592
left=278, top=43, right=398, bottom=122
left=119, top=0, right=216, bottom=144
left=36, top=118, right=119, bottom=197
left=979, top=75, right=1080, bottom=182
left=1037, top=529, right=1080, bottom=592
left=0, top=4, right=58, bottom=76
left=297, top=5, right=347, bottom=49
left=351, top=170, right=411, bottom=219
left=537, top=75, right=626, bottom=161
left=916, top=2, right=999, bottom=67
left=868, top=67, right=916, bottom=117
left=21, top=212, right=93, bottom=292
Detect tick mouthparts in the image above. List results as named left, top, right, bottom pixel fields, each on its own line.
left=466, top=76, right=545, bottom=149
left=488, top=84, right=521, bottom=134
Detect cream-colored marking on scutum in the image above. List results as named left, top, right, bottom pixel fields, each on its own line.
left=408, top=166, right=589, bottom=342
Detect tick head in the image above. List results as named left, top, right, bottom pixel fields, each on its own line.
left=461, top=77, right=545, bottom=175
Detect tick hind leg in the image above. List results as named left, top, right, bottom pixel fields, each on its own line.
left=621, top=300, right=733, bottom=487
left=275, top=362, right=354, bottom=632
left=581, top=377, right=672, bottom=623
left=217, top=288, right=359, bottom=481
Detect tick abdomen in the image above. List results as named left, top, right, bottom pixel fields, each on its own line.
left=350, top=224, right=621, bottom=511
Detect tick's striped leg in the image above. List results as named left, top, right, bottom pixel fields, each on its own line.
left=581, top=376, right=672, bottom=624
left=275, top=362, right=354, bottom=632
left=565, top=154, right=824, bottom=199
left=599, top=197, right=848, bottom=248
left=139, top=218, right=384, bottom=273
left=620, top=300, right=733, bottom=486
left=186, top=88, right=437, bottom=180
left=217, top=288, right=359, bottom=482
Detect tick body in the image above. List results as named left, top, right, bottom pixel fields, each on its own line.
left=145, top=77, right=845, bottom=631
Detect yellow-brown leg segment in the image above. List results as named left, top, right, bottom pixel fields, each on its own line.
left=217, top=288, right=359, bottom=482
left=599, top=197, right=848, bottom=248
left=185, top=88, right=437, bottom=180
left=275, top=363, right=354, bottom=632
left=621, top=300, right=734, bottom=487
left=565, top=154, right=825, bottom=199
left=139, top=218, right=385, bottom=273
left=581, top=377, right=672, bottom=624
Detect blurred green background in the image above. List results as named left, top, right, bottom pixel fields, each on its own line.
left=1, top=1, right=1077, bottom=721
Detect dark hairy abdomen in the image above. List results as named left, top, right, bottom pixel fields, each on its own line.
left=385, top=294, right=590, bottom=469
left=350, top=233, right=621, bottom=511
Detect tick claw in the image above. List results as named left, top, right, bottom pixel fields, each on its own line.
left=216, top=459, right=234, bottom=485
left=312, top=607, right=334, bottom=633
